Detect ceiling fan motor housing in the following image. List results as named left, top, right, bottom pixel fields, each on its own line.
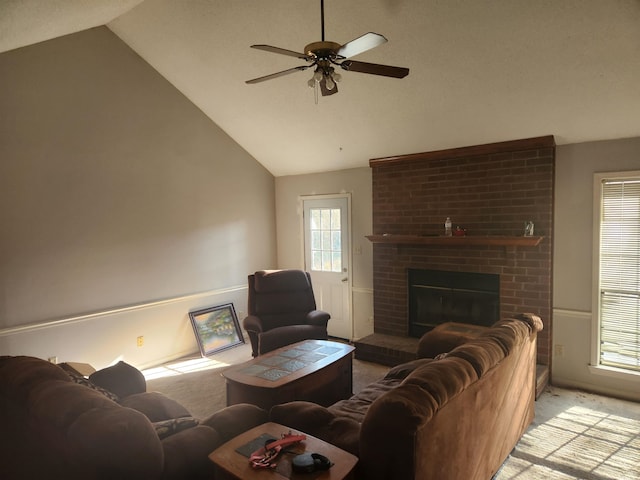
left=304, top=41, right=341, bottom=59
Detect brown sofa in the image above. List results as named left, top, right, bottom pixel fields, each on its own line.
left=270, top=313, right=543, bottom=480
left=0, top=355, right=268, bottom=479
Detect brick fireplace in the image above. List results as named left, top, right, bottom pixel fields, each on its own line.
left=356, top=136, right=554, bottom=382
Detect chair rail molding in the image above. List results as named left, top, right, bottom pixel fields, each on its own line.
left=0, top=285, right=247, bottom=337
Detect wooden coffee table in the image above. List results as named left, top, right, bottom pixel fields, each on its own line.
left=222, top=340, right=354, bottom=410
left=209, top=422, right=358, bottom=480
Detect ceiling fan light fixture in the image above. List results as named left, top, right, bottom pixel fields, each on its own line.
left=325, top=75, right=335, bottom=91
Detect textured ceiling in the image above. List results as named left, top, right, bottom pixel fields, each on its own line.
left=2, top=0, right=639, bottom=176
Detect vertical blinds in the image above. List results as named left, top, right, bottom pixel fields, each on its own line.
left=599, top=178, right=640, bottom=371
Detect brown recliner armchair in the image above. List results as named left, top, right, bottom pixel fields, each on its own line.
left=243, top=269, right=330, bottom=357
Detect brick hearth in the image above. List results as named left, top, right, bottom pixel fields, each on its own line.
left=356, top=136, right=554, bottom=386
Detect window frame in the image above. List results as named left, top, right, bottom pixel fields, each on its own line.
left=590, top=170, right=640, bottom=380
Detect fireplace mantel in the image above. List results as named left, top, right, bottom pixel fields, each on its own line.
left=366, top=234, right=544, bottom=247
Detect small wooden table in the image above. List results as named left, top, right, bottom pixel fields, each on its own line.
left=209, top=422, right=358, bottom=480
left=222, top=340, right=354, bottom=411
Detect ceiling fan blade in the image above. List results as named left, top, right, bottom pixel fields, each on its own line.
left=250, top=44, right=310, bottom=60
left=340, top=60, right=409, bottom=78
left=246, top=65, right=310, bottom=84
left=337, top=32, right=387, bottom=58
left=319, top=77, right=339, bottom=96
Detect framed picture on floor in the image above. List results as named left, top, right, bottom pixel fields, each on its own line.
left=189, top=303, right=244, bottom=356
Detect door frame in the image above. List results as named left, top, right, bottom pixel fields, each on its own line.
left=299, top=193, right=353, bottom=339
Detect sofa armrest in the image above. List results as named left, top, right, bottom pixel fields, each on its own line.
left=306, top=310, right=330, bottom=326
left=68, top=399, right=165, bottom=477
left=514, top=312, right=544, bottom=333
left=161, top=424, right=221, bottom=478
left=243, top=315, right=264, bottom=333
left=201, top=403, right=268, bottom=443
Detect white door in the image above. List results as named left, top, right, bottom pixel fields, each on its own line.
left=302, top=195, right=352, bottom=340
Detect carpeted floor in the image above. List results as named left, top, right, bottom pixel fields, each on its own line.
left=144, top=342, right=640, bottom=480
left=144, top=342, right=388, bottom=419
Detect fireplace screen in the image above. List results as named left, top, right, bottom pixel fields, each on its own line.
left=408, top=269, right=500, bottom=337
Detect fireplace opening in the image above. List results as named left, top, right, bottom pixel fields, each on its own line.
left=408, top=269, right=500, bottom=337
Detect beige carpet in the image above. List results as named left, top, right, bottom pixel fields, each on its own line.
left=145, top=343, right=640, bottom=480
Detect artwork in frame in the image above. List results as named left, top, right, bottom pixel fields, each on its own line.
left=189, top=303, right=244, bottom=357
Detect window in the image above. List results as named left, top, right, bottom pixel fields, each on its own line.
left=309, top=207, right=342, bottom=272
left=596, top=172, right=640, bottom=373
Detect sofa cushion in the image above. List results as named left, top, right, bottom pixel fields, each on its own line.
left=329, top=377, right=402, bottom=423
left=89, top=361, right=146, bottom=398
left=325, top=358, right=436, bottom=424
left=446, top=338, right=506, bottom=377
left=120, top=391, right=191, bottom=422
left=384, top=358, right=434, bottom=380
left=401, top=356, right=478, bottom=405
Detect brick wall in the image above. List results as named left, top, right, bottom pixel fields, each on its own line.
left=369, top=136, right=554, bottom=366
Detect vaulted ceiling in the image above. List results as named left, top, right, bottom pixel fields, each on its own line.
left=2, top=0, right=639, bottom=176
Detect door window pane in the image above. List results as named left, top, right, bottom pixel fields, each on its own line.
left=310, top=210, right=321, bottom=230
left=309, top=207, right=342, bottom=272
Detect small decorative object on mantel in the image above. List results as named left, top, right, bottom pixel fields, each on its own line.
left=189, top=303, right=244, bottom=357
left=444, top=217, right=452, bottom=236
left=524, top=221, right=535, bottom=237
left=454, top=226, right=467, bottom=236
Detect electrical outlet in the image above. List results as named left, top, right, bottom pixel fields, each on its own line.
left=554, top=344, right=564, bottom=358
left=137, top=336, right=144, bottom=347
left=48, top=356, right=58, bottom=364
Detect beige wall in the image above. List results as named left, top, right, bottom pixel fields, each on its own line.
left=553, top=137, right=640, bottom=401
left=0, top=27, right=276, bottom=368
left=275, top=167, right=374, bottom=340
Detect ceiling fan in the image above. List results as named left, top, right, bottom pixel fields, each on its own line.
left=246, top=0, right=410, bottom=98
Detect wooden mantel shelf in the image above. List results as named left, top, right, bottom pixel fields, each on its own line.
left=365, top=234, right=544, bottom=247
